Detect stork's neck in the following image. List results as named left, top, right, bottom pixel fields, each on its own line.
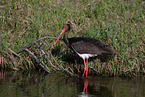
left=63, top=32, right=69, bottom=46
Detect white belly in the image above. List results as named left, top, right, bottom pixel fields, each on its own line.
left=77, top=53, right=97, bottom=59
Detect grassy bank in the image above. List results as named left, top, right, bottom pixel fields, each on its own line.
left=0, top=0, right=145, bottom=76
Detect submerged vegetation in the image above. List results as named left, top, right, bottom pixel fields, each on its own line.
left=0, top=0, right=145, bottom=77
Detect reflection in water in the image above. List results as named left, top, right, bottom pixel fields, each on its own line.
left=78, top=78, right=89, bottom=97
left=78, top=78, right=112, bottom=97
left=0, top=71, right=145, bottom=97
left=83, top=78, right=88, bottom=93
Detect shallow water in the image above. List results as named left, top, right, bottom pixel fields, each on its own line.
left=0, top=71, right=145, bottom=97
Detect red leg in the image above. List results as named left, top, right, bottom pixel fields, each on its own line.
left=82, top=59, right=86, bottom=77
left=86, top=59, right=88, bottom=77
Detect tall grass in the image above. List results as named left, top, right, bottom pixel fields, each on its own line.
left=0, top=0, right=145, bottom=76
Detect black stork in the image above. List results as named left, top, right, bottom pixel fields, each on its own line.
left=54, top=22, right=115, bottom=77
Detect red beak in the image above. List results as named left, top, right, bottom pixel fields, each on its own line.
left=54, top=27, right=66, bottom=45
